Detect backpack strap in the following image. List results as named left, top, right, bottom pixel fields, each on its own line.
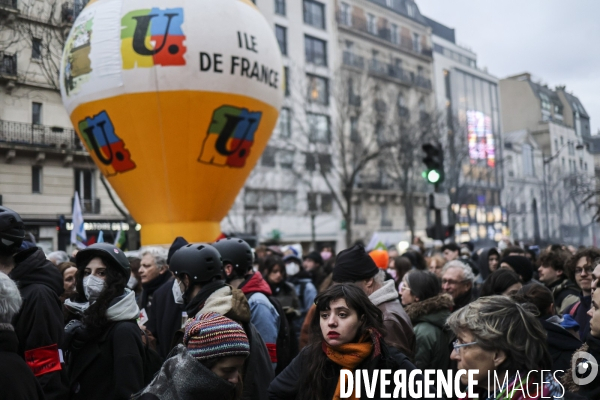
left=569, top=301, right=581, bottom=317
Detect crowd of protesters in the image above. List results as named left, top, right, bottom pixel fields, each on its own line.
left=1, top=204, right=600, bottom=399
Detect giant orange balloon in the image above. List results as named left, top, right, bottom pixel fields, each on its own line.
left=60, top=0, right=283, bottom=244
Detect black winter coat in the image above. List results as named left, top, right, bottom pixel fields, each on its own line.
left=539, top=317, right=582, bottom=378
left=9, top=247, right=68, bottom=400
left=268, top=341, right=432, bottom=400
left=146, top=275, right=184, bottom=358
left=66, top=320, right=145, bottom=400
left=563, top=295, right=591, bottom=341
left=0, top=328, right=46, bottom=400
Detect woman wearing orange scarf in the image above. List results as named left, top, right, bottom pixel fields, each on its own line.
left=268, top=284, right=425, bottom=400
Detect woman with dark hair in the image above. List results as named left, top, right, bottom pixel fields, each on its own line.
left=262, top=255, right=301, bottom=315
left=388, top=256, right=412, bottom=290
left=63, top=243, right=145, bottom=400
left=448, top=296, right=564, bottom=399
left=400, top=270, right=453, bottom=370
left=268, top=284, right=424, bottom=400
left=513, top=284, right=581, bottom=378
left=479, top=268, right=523, bottom=297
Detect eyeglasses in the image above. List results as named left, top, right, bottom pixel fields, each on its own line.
left=452, top=340, right=478, bottom=353
left=442, top=279, right=468, bottom=285
left=575, top=267, right=593, bottom=275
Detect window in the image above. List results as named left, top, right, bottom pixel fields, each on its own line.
left=307, top=113, right=330, bottom=143
left=261, top=146, right=276, bottom=167
left=275, top=0, right=286, bottom=16
left=303, top=0, right=325, bottom=30
left=275, top=25, right=287, bottom=56
left=244, top=190, right=259, bottom=210
left=554, top=104, right=563, bottom=120
left=321, top=194, right=333, bottom=212
left=32, top=166, right=42, bottom=193
left=305, top=153, right=317, bottom=171
left=340, top=2, right=351, bottom=26
left=280, top=192, right=296, bottom=211
left=522, top=144, right=534, bottom=176
left=279, top=150, right=294, bottom=169
left=32, top=38, right=42, bottom=60
left=560, top=136, right=564, bottom=146
left=283, top=66, right=290, bottom=96
left=350, top=117, right=359, bottom=142
left=318, top=153, right=332, bottom=173
left=367, top=14, right=377, bottom=35
left=307, top=193, right=318, bottom=212
left=277, top=108, right=291, bottom=138
left=391, top=23, right=399, bottom=45
left=32, top=102, right=42, bottom=125
left=307, top=74, right=328, bottom=105
left=412, top=33, right=421, bottom=53
left=74, top=169, right=95, bottom=213
left=406, top=2, right=415, bottom=17
left=305, top=35, right=327, bottom=66
left=263, top=192, right=278, bottom=211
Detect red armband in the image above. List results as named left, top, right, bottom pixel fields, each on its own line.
left=266, top=343, right=277, bottom=363
left=25, top=344, right=62, bottom=377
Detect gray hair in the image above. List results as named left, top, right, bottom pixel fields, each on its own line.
left=48, top=251, right=70, bottom=265
left=373, top=269, right=386, bottom=287
left=139, top=246, right=168, bottom=270
left=0, top=272, right=22, bottom=324
left=446, top=295, right=551, bottom=373
left=442, top=260, right=475, bottom=283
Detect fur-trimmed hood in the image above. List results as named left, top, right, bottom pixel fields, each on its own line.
left=561, top=342, right=588, bottom=393
left=405, top=294, right=453, bottom=326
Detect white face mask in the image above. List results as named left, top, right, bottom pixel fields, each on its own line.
left=126, top=275, right=138, bottom=289
left=83, top=275, right=106, bottom=303
left=285, top=262, right=299, bottom=277
left=172, top=280, right=184, bottom=304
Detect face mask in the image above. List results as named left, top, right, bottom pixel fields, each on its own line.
left=388, top=269, right=397, bottom=279
left=172, top=280, right=184, bottom=304
left=83, top=275, right=106, bottom=303
left=126, top=275, right=138, bottom=289
left=285, top=262, right=299, bottom=276
left=320, top=251, right=332, bottom=261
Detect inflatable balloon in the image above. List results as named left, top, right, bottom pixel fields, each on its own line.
left=60, top=0, right=283, bottom=245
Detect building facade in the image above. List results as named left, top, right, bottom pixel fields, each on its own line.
left=0, top=0, right=130, bottom=252
left=500, top=73, right=596, bottom=245
left=427, top=17, right=506, bottom=246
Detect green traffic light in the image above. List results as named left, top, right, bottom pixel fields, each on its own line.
left=427, top=169, right=441, bottom=183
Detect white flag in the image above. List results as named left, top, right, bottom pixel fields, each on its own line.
left=71, top=191, right=87, bottom=249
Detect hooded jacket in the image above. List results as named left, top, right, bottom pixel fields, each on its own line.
left=369, top=280, right=415, bottom=361
left=539, top=316, right=582, bottom=378
left=405, top=294, right=453, bottom=370
left=146, top=276, right=185, bottom=358
left=193, top=283, right=274, bottom=400
left=547, top=277, right=580, bottom=314
left=135, top=345, right=238, bottom=400
left=9, top=247, right=68, bottom=400
left=65, top=290, right=145, bottom=400
left=0, top=327, right=46, bottom=400
left=239, top=272, right=280, bottom=365
left=563, top=295, right=592, bottom=341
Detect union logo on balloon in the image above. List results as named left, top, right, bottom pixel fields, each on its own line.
left=60, top=0, right=283, bottom=245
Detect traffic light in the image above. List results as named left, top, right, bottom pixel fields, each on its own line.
left=422, top=143, right=444, bottom=185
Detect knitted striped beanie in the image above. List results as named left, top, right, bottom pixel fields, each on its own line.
left=183, top=312, right=250, bottom=361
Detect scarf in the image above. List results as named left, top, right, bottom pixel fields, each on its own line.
left=185, top=280, right=227, bottom=316
left=64, top=289, right=140, bottom=322
left=322, top=329, right=382, bottom=400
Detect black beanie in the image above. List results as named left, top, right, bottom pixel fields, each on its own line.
left=167, top=236, right=189, bottom=264
left=500, top=256, right=533, bottom=283
left=332, top=245, right=379, bottom=283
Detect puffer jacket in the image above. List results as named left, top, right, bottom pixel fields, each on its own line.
left=405, top=293, right=453, bottom=370
left=134, top=345, right=237, bottom=400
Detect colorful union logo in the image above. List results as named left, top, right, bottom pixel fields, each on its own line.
left=78, top=111, right=136, bottom=176
left=121, top=8, right=186, bottom=69
left=198, top=106, right=262, bottom=168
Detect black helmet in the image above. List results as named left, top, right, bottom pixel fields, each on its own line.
left=0, top=206, right=25, bottom=254
left=75, top=243, right=130, bottom=275
left=169, top=243, right=223, bottom=284
left=212, top=237, right=253, bottom=274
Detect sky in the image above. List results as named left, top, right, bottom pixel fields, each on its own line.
left=417, top=0, right=600, bottom=135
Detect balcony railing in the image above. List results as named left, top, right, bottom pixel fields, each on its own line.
left=415, top=76, right=432, bottom=90
left=0, top=54, right=17, bottom=78
left=342, top=51, right=364, bottom=69
left=72, top=197, right=101, bottom=214
left=0, top=0, right=17, bottom=9
left=0, top=120, right=84, bottom=150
